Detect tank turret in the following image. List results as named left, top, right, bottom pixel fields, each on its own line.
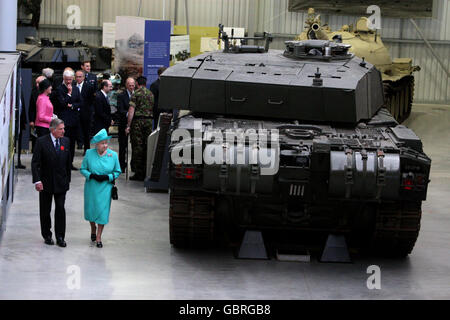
left=160, top=39, right=384, bottom=124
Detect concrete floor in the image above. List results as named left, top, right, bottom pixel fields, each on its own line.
left=0, top=104, right=449, bottom=300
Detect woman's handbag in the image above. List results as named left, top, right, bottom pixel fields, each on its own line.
left=111, top=178, right=118, bottom=200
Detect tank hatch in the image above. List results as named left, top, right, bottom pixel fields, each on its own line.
left=284, top=40, right=353, bottom=61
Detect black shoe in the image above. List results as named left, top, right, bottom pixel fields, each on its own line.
left=16, top=164, right=26, bottom=169
left=44, top=237, right=54, bottom=245
left=91, top=233, right=96, bottom=242
left=130, top=175, right=144, bottom=181
left=71, top=165, right=78, bottom=171
left=56, top=238, right=67, bottom=247
left=96, top=241, right=103, bottom=248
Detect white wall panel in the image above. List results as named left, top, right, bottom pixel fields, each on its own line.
left=40, top=0, right=100, bottom=26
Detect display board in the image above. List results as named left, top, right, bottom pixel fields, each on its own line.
left=173, top=26, right=219, bottom=58
left=171, top=35, right=190, bottom=65
left=0, top=64, right=16, bottom=197
left=143, top=20, right=171, bottom=87
left=287, top=0, right=433, bottom=18
left=102, top=22, right=116, bottom=49
left=114, top=16, right=147, bottom=81
left=115, top=17, right=171, bottom=86
left=0, top=52, right=19, bottom=233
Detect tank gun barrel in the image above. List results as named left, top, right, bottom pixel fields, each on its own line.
left=218, top=24, right=272, bottom=53
left=310, top=23, right=329, bottom=40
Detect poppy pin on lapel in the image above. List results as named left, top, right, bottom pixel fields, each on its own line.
left=61, top=146, right=64, bottom=151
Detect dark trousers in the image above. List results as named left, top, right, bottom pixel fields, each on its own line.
left=39, top=191, right=66, bottom=240
left=65, top=125, right=79, bottom=164
left=17, top=129, right=23, bottom=165
left=30, top=134, right=36, bottom=153
left=36, top=126, right=49, bottom=137
left=118, top=124, right=128, bottom=172
left=80, top=113, right=93, bottom=153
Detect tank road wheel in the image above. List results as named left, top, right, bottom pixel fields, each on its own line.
left=169, top=190, right=215, bottom=248
left=371, top=201, right=422, bottom=257
left=383, top=82, right=395, bottom=119
left=383, top=76, right=415, bottom=123
left=403, top=76, right=415, bottom=122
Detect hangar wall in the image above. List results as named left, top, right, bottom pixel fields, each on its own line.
left=34, top=0, right=450, bottom=104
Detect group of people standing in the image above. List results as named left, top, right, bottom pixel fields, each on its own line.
left=116, top=67, right=166, bottom=181
left=27, top=61, right=166, bottom=248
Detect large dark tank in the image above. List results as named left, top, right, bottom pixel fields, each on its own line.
left=157, top=29, right=431, bottom=257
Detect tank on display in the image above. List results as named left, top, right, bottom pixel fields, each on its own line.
left=296, top=8, right=420, bottom=123
left=156, top=28, right=431, bottom=257
left=16, top=37, right=112, bottom=74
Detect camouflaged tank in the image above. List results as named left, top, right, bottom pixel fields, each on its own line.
left=154, top=28, right=431, bottom=258
left=297, top=8, right=420, bottom=123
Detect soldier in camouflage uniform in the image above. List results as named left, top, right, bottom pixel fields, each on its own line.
left=125, top=76, right=154, bottom=181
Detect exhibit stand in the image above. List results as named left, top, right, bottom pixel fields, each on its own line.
left=0, top=52, right=20, bottom=239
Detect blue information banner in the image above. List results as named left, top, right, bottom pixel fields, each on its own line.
left=143, top=20, right=171, bottom=88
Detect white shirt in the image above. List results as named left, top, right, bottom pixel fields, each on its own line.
left=77, top=81, right=84, bottom=92
left=101, top=90, right=108, bottom=98
left=50, top=132, right=58, bottom=148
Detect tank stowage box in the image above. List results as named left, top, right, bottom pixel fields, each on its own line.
left=157, top=36, right=431, bottom=257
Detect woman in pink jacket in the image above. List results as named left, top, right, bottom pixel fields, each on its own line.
left=35, top=79, right=54, bottom=137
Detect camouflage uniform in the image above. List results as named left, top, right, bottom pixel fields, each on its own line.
left=129, top=86, right=154, bottom=178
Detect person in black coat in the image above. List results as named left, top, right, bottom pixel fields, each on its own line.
left=75, top=70, right=96, bottom=155
left=149, top=67, right=167, bottom=129
left=93, top=80, right=113, bottom=135
left=81, top=61, right=98, bottom=90
left=116, top=77, right=135, bottom=171
left=52, top=69, right=82, bottom=170
left=31, top=118, right=71, bottom=247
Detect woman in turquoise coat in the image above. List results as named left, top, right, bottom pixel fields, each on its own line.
left=80, top=129, right=121, bottom=248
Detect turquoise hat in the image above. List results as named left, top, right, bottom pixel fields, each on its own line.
left=90, top=129, right=112, bottom=144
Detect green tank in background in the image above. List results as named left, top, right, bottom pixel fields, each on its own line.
left=297, top=8, right=420, bottom=123
left=17, top=37, right=112, bottom=75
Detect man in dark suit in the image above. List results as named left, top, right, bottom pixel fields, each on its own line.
left=93, top=80, right=113, bottom=135
left=32, top=118, right=71, bottom=247
left=116, top=77, right=135, bottom=172
left=149, top=67, right=167, bottom=129
left=53, top=69, right=82, bottom=170
left=75, top=70, right=96, bottom=155
left=81, top=61, right=98, bottom=89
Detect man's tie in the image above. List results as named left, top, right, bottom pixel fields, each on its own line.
left=55, top=138, right=60, bottom=154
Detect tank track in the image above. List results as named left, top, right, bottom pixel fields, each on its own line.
left=384, top=76, right=415, bottom=123
left=371, top=201, right=422, bottom=257
left=169, top=190, right=215, bottom=248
